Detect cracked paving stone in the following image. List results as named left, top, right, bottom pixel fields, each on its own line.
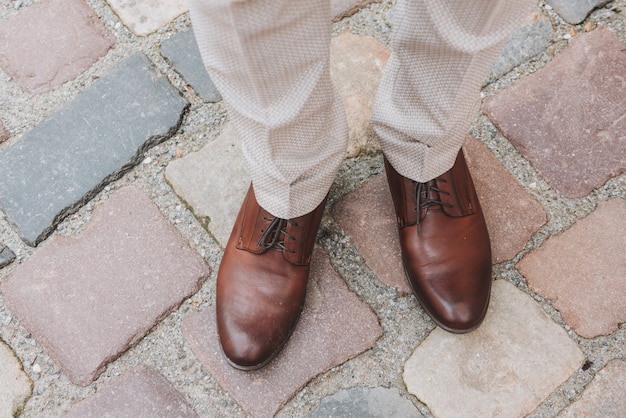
left=1, top=187, right=210, bottom=386
left=0, top=53, right=187, bottom=246
left=0, top=0, right=114, bottom=94
left=107, top=0, right=187, bottom=36
left=182, top=247, right=382, bottom=418
left=0, top=244, right=16, bottom=269
left=66, top=366, right=198, bottom=417
left=404, top=280, right=584, bottom=418
left=483, top=28, right=626, bottom=198
left=161, top=29, right=222, bottom=103
left=517, top=199, right=626, bottom=338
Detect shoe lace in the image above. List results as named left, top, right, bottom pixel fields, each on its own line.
left=414, top=177, right=453, bottom=218
left=257, top=217, right=297, bottom=253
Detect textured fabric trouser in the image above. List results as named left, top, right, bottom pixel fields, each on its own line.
left=187, top=0, right=535, bottom=219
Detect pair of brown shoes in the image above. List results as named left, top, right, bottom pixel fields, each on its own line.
left=217, top=149, right=491, bottom=370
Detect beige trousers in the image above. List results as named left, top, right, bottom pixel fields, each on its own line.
left=188, top=0, right=534, bottom=218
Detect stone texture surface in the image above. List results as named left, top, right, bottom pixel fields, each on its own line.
left=0, top=53, right=187, bottom=246
left=483, top=28, right=626, bottom=198
left=161, top=29, right=222, bottom=103
left=0, top=339, right=32, bottom=417
left=66, top=366, right=198, bottom=417
left=182, top=247, right=382, bottom=418
left=0, top=244, right=16, bottom=269
left=488, top=18, right=553, bottom=81
left=330, top=32, right=390, bottom=157
left=166, top=124, right=249, bottom=246
left=310, top=387, right=424, bottom=418
left=1, top=187, right=210, bottom=386
left=404, top=280, right=584, bottom=418
left=332, top=137, right=546, bottom=293
left=0, top=122, right=8, bottom=143
left=517, top=199, right=626, bottom=338
left=0, top=0, right=114, bottom=94
left=331, top=0, right=380, bottom=21
left=107, top=0, right=188, bottom=36
left=559, top=359, right=626, bottom=417
left=545, top=0, right=611, bottom=24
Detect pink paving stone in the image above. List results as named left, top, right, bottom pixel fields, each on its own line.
left=483, top=28, right=626, bottom=198
left=1, top=186, right=210, bottom=386
left=517, top=198, right=626, bottom=339
left=106, top=0, right=187, bottom=37
left=331, top=0, right=380, bottom=21
left=330, top=32, right=390, bottom=157
left=0, top=0, right=114, bottom=94
left=331, top=137, right=546, bottom=293
left=182, top=247, right=382, bottom=418
left=66, top=366, right=198, bottom=417
left=559, top=359, right=626, bottom=417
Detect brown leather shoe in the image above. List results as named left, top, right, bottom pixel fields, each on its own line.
left=385, top=150, right=492, bottom=333
left=216, top=185, right=325, bottom=370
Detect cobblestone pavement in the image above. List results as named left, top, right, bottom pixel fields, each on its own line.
left=1, top=0, right=625, bottom=417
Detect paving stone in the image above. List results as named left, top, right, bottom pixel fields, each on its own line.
left=0, top=53, right=187, bottom=246
left=404, top=280, right=584, bottom=418
left=0, top=0, right=114, bottom=94
left=331, top=0, right=380, bottom=21
left=517, top=199, right=626, bottom=338
left=488, top=18, right=553, bottom=82
left=0, top=339, right=32, bottom=417
left=558, top=359, right=626, bottom=417
left=107, top=0, right=187, bottom=36
left=0, top=122, right=9, bottom=143
left=0, top=243, right=16, bottom=269
left=483, top=28, right=626, bottom=198
left=330, top=32, right=390, bottom=157
left=310, top=386, right=424, bottom=418
left=161, top=29, right=221, bottom=103
left=166, top=124, right=249, bottom=246
left=66, top=366, right=198, bottom=417
left=182, top=247, right=382, bottom=418
left=1, top=187, right=210, bottom=386
left=332, top=137, right=546, bottom=293
left=545, top=0, right=610, bottom=24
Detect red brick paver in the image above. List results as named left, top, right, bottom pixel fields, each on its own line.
left=182, top=247, right=382, bottom=418
left=517, top=198, right=626, bottom=338
left=483, top=28, right=626, bottom=198
left=1, top=187, right=210, bottom=386
left=0, top=0, right=114, bottom=94
left=66, top=366, right=198, bottom=417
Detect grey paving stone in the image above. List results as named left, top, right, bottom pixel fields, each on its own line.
left=182, top=247, right=382, bottom=418
left=517, top=199, right=626, bottom=338
left=107, top=0, right=188, bottom=36
left=545, top=0, right=610, bottom=24
left=1, top=187, right=210, bottom=386
left=488, top=18, right=553, bottom=82
left=0, top=243, right=16, bottom=269
left=0, top=53, right=187, bottom=246
left=404, top=280, right=584, bottom=418
left=0, top=0, right=114, bottom=94
left=559, top=359, right=626, bottom=417
left=0, top=339, right=32, bottom=417
left=66, top=366, right=198, bottom=417
left=310, top=386, right=424, bottom=418
left=166, top=123, right=249, bottom=246
left=161, top=29, right=222, bottom=103
left=483, top=28, right=626, bottom=198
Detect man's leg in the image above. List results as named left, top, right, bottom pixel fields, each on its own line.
left=188, top=0, right=347, bottom=369
left=373, top=0, right=535, bottom=332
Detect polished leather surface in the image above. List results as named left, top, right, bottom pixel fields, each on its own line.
left=385, top=150, right=492, bottom=333
left=216, top=185, right=325, bottom=370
